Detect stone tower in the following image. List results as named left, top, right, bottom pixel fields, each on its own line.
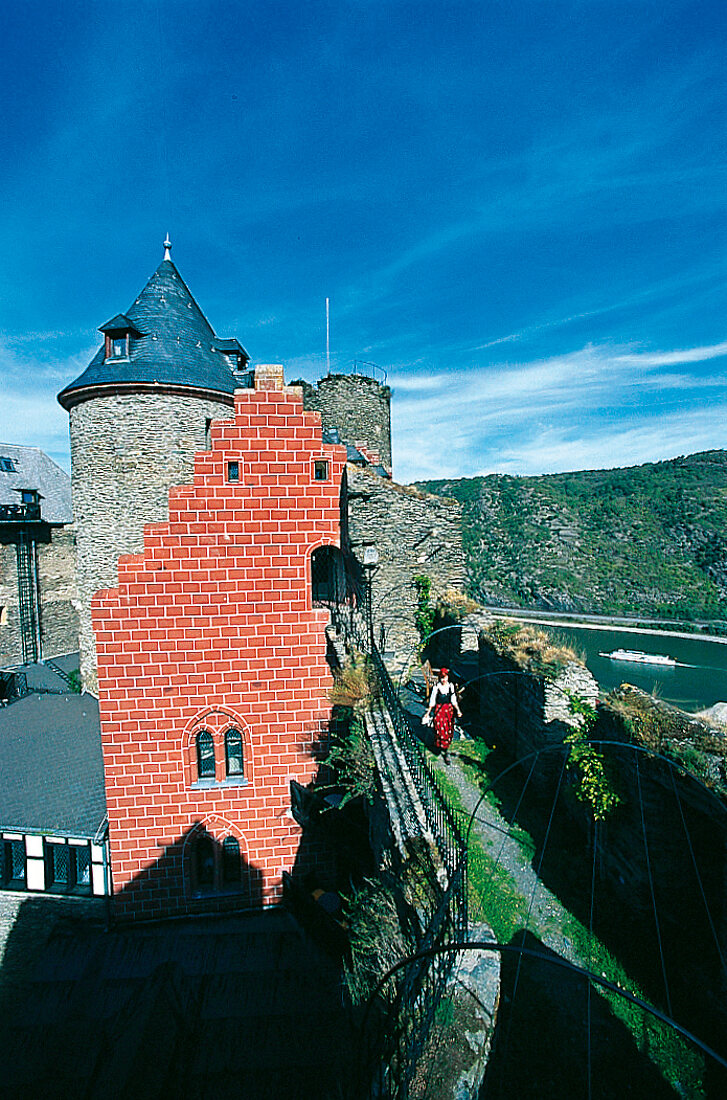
left=295, top=373, right=392, bottom=472
left=58, top=240, right=252, bottom=692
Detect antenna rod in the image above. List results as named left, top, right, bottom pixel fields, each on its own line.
left=326, top=297, right=331, bottom=374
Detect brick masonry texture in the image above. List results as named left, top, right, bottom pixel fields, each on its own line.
left=0, top=525, right=78, bottom=665
left=70, top=391, right=235, bottom=693
left=92, top=381, right=346, bottom=921
left=298, top=374, right=392, bottom=470
left=345, top=466, right=465, bottom=657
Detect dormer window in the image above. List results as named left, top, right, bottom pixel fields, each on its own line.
left=213, top=338, right=250, bottom=373
left=99, top=313, right=141, bottom=362
left=106, top=333, right=129, bottom=360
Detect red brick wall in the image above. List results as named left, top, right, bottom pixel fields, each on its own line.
left=92, top=380, right=347, bottom=920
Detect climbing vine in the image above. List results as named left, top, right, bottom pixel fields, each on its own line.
left=413, top=573, right=436, bottom=649
left=564, top=692, right=621, bottom=821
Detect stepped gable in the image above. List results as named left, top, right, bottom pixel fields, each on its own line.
left=58, top=255, right=250, bottom=408
left=91, top=377, right=348, bottom=919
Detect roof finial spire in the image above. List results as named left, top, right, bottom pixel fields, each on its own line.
left=163, top=233, right=172, bottom=261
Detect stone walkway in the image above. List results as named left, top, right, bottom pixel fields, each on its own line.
left=433, top=750, right=585, bottom=968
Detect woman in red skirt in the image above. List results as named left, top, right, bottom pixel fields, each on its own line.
left=424, top=667, right=462, bottom=764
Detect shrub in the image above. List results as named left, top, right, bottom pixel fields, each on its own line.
left=328, top=650, right=377, bottom=710
left=322, top=710, right=377, bottom=806
left=413, top=574, right=436, bottom=648
left=343, top=878, right=412, bottom=1006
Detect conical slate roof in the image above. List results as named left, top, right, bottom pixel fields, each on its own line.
left=58, top=256, right=250, bottom=409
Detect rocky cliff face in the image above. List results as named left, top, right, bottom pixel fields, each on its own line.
left=417, top=449, right=727, bottom=622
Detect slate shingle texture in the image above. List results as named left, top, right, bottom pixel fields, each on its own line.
left=0, top=444, right=72, bottom=524
left=58, top=259, right=250, bottom=407
left=0, top=692, right=105, bottom=837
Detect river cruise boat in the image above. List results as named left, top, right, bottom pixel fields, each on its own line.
left=599, top=648, right=677, bottom=667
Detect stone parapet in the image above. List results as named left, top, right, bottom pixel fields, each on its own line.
left=346, top=466, right=465, bottom=660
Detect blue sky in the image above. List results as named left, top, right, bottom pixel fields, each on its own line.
left=1, top=1, right=726, bottom=482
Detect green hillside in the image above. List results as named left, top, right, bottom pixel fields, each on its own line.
left=417, top=450, right=727, bottom=622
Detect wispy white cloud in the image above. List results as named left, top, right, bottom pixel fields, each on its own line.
left=392, top=337, right=727, bottom=482
left=613, top=341, right=727, bottom=367
left=494, top=404, right=727, bottom=477
left=0, top=338, right=96, bottom=469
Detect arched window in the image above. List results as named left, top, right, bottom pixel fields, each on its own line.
left=222, top=836, right=241, bottom=885
left=196, top=730, right=215, bottom=779
left=311, top=545, right=346, bottom=606
left=194, top=835, right=215, bottom=887
left=225, top=728, right=244, bottom=777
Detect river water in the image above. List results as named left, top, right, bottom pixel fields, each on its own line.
left=535, top=624, right=727, bottom=713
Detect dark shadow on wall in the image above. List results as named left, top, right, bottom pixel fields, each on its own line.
left=111, top=823, right=264, bottom=923
left=0, top=826, right=356, bottom=1099
left=288, top=708, right=376, bottom=906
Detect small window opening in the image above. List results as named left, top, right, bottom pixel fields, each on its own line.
left=227, top=461, right=240, bottom=482
left=225, top=728, right=244, bottom=777
left=222, top=836, right=241, bottom=884
left=194, top=836, right=215, bottom=887
left=40, top=840, right=92, bottom=895
left=196, top=730, right=215, bottom=779
left=314, top=460, right=329, bottom=481
left=105, top=333, right=129, bottom=359
left=74, top=846, right=91, bottom=888
left=0, top=457, right=17, bottom=473
left=46, top=842, right=70, bottom=889
left=2, top=839, right=25, bottom=885
left=21, top=490, right=38, bottom=505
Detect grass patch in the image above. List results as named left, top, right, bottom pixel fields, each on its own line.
left=563, top=915, right=706, bottom=1097
left=435, top=755, right=708, bottom=1096
left=454, top=738, right=537, bottom=860
left=434, top=763, right=529, bottom=941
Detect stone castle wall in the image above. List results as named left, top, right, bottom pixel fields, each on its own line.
left=298, top=374, right=392, bottom=470
left=37, top=526, right=79, bottom=660
left=70, top=390, right=235, bottom=693
left=0, top=539, right=21, bottom=663
left=0, top=525, right=79, bottom=666
left=345, top=466, right=465, bottom=659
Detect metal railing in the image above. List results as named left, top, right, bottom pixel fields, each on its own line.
left=350, top=360, right=388, bottom=384
left=329, top=598, right=468, bottom=1097
left=364, top=864, right=467, bottom=1098
left=0, top=502, right=41, bottom=522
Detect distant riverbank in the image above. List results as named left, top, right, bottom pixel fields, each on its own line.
left=486, top=608, right=727, bottom=646
left=483, top=613, right=727, bottom=711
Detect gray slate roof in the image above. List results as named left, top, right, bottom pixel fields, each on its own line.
left=58, top=258, right=250, bottom=407
left=0, top=444, right=72, bottom=524
left=0, top=691, right=105, bottom=837
left=3, top=908, right=355, bottom=1098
